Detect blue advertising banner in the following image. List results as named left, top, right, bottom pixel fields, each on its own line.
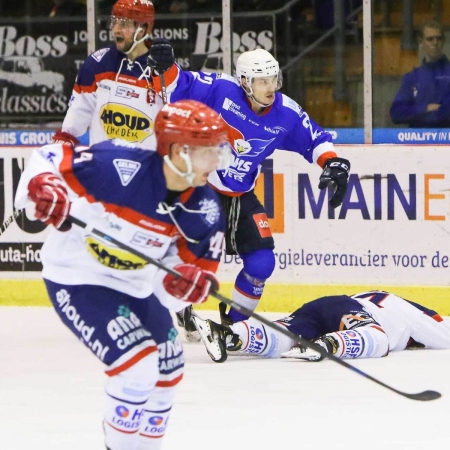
left=3, top=129, right=450, bottom=147
left=0, top=130, right=89, bottom=146
left=319, top=128, right=450, bottom=145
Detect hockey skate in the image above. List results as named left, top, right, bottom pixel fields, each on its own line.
left=175, top=305, right=201, bottom=342
left=218, top=301, right=235, bottom=326
left=192, top=317, right=242, bottom=363
left=281, top=335, right=338, bottom=362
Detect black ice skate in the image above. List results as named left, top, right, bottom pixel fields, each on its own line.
left=175, top=305, right=201, bottom=342
left=193, top=317, right=242, bottom=363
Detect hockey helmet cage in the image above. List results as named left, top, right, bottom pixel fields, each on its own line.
left=155, top=100, right=229, bottom=157
left=111, top=0, right=155, bottom=36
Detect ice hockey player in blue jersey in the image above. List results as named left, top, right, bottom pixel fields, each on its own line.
left=15, top=99, right=230, bottom=450
left=192, top=291, right=450, bottom=363
left=148, top=42, right=351, bottom=334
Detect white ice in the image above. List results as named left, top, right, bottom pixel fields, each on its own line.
left=2, top=306, right=450, bottom=450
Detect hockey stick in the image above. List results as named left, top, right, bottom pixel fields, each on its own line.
left=0, top=209, right=21, bottom=236
left=68, top=214, right=441, bottom=402
left=160, top=72, right=168, bottom=105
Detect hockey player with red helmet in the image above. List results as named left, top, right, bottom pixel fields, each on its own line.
left=15, top=100, right=230, bottom=450
left=57, top=0, right=170, bottom=150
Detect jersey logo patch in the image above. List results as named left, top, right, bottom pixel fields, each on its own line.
left=222, top=98, right=246, bottom=120
left=92, top=47, right=110, bottom=62
left=113, top=159, right=141, bottom=186
left=198, top=198, right=220, bottom=225
left=253, top=212, right=272, bottom=238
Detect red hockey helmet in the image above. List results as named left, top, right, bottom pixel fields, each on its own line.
left=155, top=100, right=229, bottom=157
left=111, top=0, right=155, bottom=35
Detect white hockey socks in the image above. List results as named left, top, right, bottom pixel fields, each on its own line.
left=231, top=318, right=294, bottom=358
left=104, top=352, right=160, bottom=450
left=138, top=384, right=179, bottom=450
left=330, top=326, right=389, bottom=358
left=282, top=326, right=389, bottom=361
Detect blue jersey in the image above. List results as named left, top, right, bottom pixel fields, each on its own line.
left=390, top=56, right=450, bottom=127
left=161, top=68, right=336, bottom=193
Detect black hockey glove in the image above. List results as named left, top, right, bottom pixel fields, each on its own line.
left=148, top=38, right=175, bottom=74
left=318, top=157, right=350, bottom=208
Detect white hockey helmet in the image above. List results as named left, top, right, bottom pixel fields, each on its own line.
left=236, top=49, right=282, bottom=88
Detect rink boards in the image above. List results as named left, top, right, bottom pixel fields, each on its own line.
left=1, top=144, right=450, bottom=312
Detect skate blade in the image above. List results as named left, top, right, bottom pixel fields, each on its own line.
left=281, top=347, right=321, bottom=361
left=193, top=317, right=227, bottom=363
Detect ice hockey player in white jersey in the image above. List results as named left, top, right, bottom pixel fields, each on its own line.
left=148, top=41, right=351, bottom=337
left=15, top=99, right=230, bottom=450
left=59, top=0, right=169, bottom=149
left=192, top=291, right=450, bottom=363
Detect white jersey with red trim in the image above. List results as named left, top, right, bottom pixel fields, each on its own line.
left=351, top=290, right=450, bottom=351
left=62, top=45, right=162, bottom=149
left=15, top=141, right=225, bottom=311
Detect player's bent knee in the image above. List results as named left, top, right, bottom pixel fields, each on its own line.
left=106, top=350, right=161, bottom=402
left=241, top=248, right=276, bottom=280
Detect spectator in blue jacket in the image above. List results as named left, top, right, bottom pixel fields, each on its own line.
left=390, top=20, right=450, bottom=128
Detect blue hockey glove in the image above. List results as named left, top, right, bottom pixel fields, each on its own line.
left=318, top=157, right=350, bottom=208
left=148, top=38, right=175, bottom=74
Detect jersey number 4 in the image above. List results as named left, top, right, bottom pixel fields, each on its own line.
left=209, top=231, right=225, bottom=260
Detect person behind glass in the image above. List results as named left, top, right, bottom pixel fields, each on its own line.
left=390, top=19, right=450, bottom=128
left=57, top=0, right=164, bottom=150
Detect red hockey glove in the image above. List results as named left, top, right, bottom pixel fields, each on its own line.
left=163, top=264, right=219, bottom=304
left=52, top=129, right=80, bottom=146
left=27, top=173, right=71, bottom=230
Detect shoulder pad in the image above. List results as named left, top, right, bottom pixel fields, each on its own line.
left=281, top=94, right=302, bottom=114
left=91, top=47, right=111, bottom=63
left=218, top=72, right=240, bottom=86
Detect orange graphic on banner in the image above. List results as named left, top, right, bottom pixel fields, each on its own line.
left=254, top=173, right=285, bottom=233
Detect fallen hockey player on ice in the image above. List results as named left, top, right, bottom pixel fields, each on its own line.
left=191, top=291, right=450, bottom=363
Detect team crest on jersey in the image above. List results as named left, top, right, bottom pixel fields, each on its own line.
left=92, top=47, right=110, bottom=62
left=113, top=159, right=141, bottom=186
left=198, top=198, right=220, bottom=225
left=224, top=119, right=275, bottom=157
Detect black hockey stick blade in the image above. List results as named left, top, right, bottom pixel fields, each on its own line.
left=402, top=390, right=441, bottom=401
left=68, top=215, right=442, bottom=402
left=0, top=209, right=21, bottom=236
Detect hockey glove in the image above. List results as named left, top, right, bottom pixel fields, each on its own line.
left=318, top=157, right=350, bottom=208
left=52, top=129, right=80, bottom=146
left=281, top=335, right=339, bottom=362
left=27, top=173, right=71, bottom=230
left=163, top=264, right=219, bottom=304
left=148, top=38, right=175, bottom=74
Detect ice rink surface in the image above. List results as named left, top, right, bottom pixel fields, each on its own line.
left=2, top=306, right=450, bottom=450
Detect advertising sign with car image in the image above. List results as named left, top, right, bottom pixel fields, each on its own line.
left=0, top=15, right=274, bottom=124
